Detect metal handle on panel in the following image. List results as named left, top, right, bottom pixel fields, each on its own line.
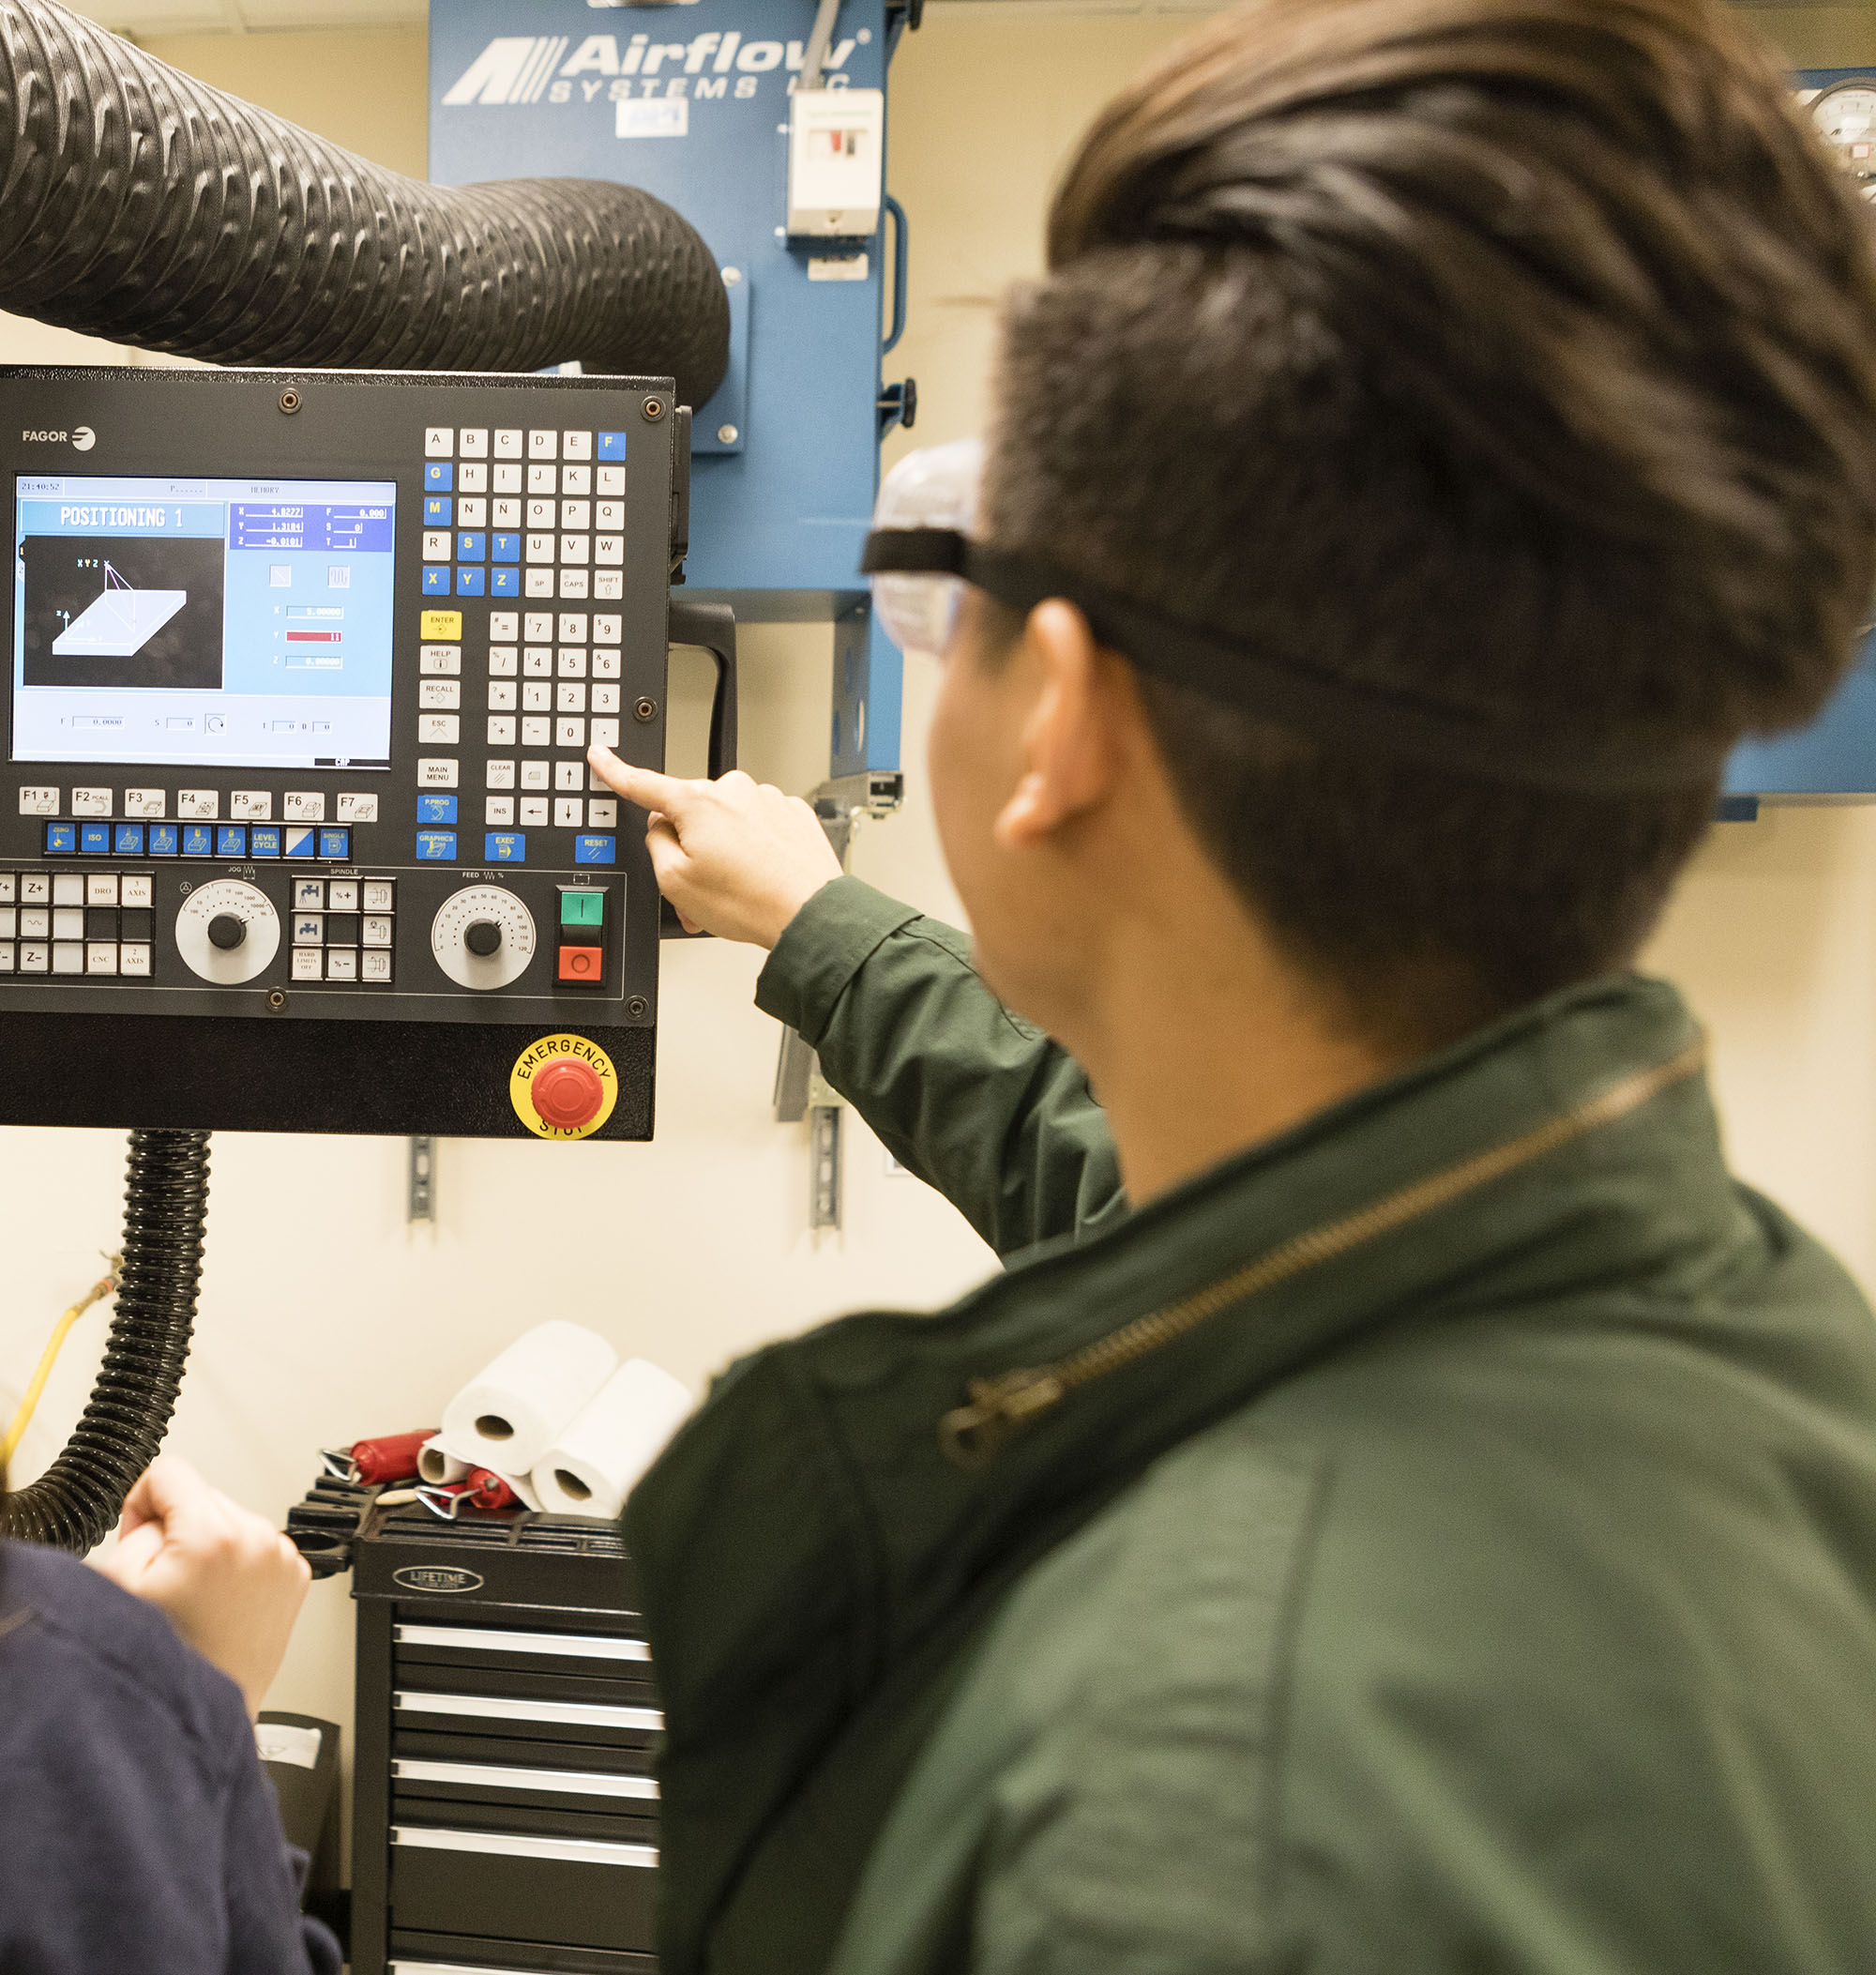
left=391, top=1825, right=657, bottom=1870
left=668, top=599, right=738, bottom=780
left=394, top=1623, right=650, bottom=1664
left=883, top=194, right=910, bottom=357
left=661, top=599, right=740, bottom=939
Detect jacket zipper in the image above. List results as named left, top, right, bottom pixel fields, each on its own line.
left=940, top=1039, right=1707, bottom=1468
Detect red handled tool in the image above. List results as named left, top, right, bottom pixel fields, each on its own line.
left=320, top=1429, right=438, bottom=1488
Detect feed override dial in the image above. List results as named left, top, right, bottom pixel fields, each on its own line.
left=431, top=884, right=537, bottom=991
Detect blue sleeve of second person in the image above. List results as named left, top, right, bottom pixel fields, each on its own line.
left=224, top=1754, right=345, bottom=1975
left=0, top=1541, right=334, bottom=1975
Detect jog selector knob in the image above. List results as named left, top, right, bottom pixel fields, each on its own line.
left=175, top=880, right=280, bottom=986
left=432, top=885, right=535, bottom=990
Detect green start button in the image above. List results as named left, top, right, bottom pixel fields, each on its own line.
left=560, top=889, right=605, bottom=930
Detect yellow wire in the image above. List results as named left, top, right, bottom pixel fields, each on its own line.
left=4, top=1256, right=123, bottom=1466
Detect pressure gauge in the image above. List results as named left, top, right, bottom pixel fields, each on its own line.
left=1810, top=80, right=1876, bottom=200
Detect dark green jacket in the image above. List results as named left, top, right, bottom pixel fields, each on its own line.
left=625, top=878, right=1876, bottom=1975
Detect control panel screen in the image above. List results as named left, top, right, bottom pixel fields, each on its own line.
left=10, top=474, right=398, bottom=771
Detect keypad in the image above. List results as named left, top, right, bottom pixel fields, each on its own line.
left=415, top=429, right=624, bottom=601
left=282, top=876, right=397, bottom=984
left=0, top=866, right=395, bottom=985
left=410, top=412, right=630, bottom=869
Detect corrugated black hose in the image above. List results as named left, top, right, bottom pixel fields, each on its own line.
left=0, top=0, right=730, bottom=403
left=8, top=1132, right=210, bottom=1554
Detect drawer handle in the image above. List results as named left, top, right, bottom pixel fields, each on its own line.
left=394, top=1756, right=658, bottom=1800
left=391, top=1824, right=657, bottom=1869
left=392, top=1964, right=567, bottom=1974
left=392, top=1690, right=663, bottom=1732
left=395, top=1622, right=650, bottom=1664
left=391, top=1965, right=567, bottom=1975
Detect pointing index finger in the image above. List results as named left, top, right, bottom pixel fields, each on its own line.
left=587, top=746, right=696, bottom=819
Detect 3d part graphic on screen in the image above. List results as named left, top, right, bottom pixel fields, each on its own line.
left=52, top=563, right=188, bottom=659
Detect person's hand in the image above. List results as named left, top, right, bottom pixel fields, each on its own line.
left=94, top=1455, right=310, bottom=1720
left=587, top=747, right=844, bottom=948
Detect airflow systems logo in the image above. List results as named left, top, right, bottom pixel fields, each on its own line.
left=442, top=30, right=858, bottom=110
left=445, top=35, right=569, bottom=105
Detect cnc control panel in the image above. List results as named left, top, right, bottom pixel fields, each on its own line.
left=0, top=369, right=688, bottom=1140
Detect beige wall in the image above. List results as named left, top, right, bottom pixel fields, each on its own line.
left=136, top=26, right=431, bottom=176
left=2, top=0, right=1874, bottom=1830
left=1736, top=6, right=1876, bottom=68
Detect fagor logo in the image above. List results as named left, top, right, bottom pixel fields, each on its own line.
left=442, top=29, right=857, bottom=109
left=71, top=426, right=95, bottom=451
left=391, top=1565, right=486, bottom=1595
left=22, top=427, right=96, bottom=448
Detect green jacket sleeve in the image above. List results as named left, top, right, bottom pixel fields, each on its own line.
left=755, top=876, right=1127, bottom=1258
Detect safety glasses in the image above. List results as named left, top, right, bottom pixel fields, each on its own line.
left=864, top=443, right=1722, bottom=796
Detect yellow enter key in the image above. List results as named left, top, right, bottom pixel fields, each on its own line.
left=420, top=610, right=462, bottom=640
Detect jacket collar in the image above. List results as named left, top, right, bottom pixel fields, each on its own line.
left=625, top=973, right=1748, bottom=1973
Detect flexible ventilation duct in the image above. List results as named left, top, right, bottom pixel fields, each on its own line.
left=0, top=0, right=731, bottom=405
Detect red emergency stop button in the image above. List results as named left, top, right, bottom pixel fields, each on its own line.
left=558, top=945, right=603, bottom=985
left=532, top=1056, right=605, bottom=1131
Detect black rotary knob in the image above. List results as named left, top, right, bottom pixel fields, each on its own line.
left=464, top=919, right=503, bottom=958
left=207, top=913, right=247, bottom=951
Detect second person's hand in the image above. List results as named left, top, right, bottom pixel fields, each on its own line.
left=587, top=746, right=844, bottom=949
left=94, top=1455, right=310, bottom=1720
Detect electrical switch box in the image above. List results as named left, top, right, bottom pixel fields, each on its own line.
left=788, top=89, right=886, bottom=238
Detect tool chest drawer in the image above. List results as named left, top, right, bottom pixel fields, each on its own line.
left=389, top=1929, right=656, bottom=1973
left=395, top=1752, right=658, bottom=1816
left=393, top=1659, right=657, bottom=1709
left=394, top=1727, right=658, bottom=1794
left=392, top=1686, right=662, bottom=1749
left=392, top=1779, right=657, bottom=1846
left=389, top=1826, right=657, bottom=1951
left=394, top=1620, right=652, bottom=1675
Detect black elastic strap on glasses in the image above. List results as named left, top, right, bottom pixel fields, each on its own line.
left=862, top=527, right=1726, bottom=795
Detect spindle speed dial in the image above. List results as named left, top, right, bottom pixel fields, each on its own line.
left=174, top=879, right=281, bottom=986
left=432, top=884, right=536, bottom=990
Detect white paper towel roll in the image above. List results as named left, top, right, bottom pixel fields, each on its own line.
left=417, top=1436, right=469, bottom=1485
left=531, top=1359, right=693, bottom=1520
left=424, top=1430, right=545, bottom=1512
left=439, top=1320, right=620, bottom=1477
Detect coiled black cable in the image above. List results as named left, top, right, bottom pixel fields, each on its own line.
left=7, top=1132, right=210, bottom=1555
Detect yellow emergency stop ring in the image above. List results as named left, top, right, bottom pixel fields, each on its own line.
left=510, top=1032, right=620, bottom=1141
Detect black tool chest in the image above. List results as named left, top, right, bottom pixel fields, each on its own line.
left=351, top=1505, right=659, bottom=1974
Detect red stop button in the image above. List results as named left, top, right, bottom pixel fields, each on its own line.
left=532, top=1056, right=605, bottom=1131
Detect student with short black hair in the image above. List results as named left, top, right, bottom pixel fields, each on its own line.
left=593, top=2, right=1876, bottom=1969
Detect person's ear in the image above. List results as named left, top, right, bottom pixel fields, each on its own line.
left=994, top=600, right=1126, bottom=851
